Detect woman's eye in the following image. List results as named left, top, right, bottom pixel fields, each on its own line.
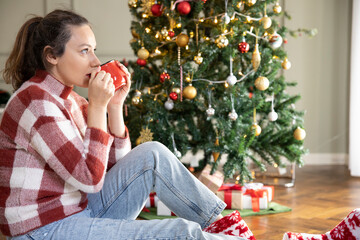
left=81, top=49, right=89, bottom=54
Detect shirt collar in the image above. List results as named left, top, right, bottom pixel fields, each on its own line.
left=31, top=70, right=73, bottom=99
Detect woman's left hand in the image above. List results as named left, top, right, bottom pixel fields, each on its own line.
left=107, top=61, right=131, bottom=109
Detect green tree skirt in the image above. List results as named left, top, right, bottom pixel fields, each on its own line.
left=138, top=202, right=291, bottom=220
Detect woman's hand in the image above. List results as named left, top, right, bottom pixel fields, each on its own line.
left=87, top=67, right=115, bottom=132
left=88, top=67, right=115, bottom=108
left=106, top=61, right=131, bottom=137
left=107, top=61, right=131, bottom=110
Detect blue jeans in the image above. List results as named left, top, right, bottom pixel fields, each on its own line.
left=9, top=142, right=245, bottom=240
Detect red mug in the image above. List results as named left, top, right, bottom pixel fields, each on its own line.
left=100, top=60, right=127, bottom=90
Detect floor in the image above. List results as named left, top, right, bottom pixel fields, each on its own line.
left=244, top=164, right=360, bottom=240
left=1, top=165, right=359, bottom=240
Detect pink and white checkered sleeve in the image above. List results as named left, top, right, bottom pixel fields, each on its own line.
left=28, top=103, right=114, bottom=193
left=107, top=126, right=132, bottom=170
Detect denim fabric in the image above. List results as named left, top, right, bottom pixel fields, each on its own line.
left=9, top=142, right=245, bottom=240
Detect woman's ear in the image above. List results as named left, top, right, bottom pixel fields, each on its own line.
left=43, top=46, right=58, bottom=66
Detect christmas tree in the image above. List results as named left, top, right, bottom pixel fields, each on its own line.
left=125, top=0, right=314, bottom=183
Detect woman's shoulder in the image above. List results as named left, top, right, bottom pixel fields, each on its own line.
left=12, top=81, right=54, bottom=105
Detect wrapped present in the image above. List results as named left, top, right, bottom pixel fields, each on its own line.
left=242, top=183, right=274, bottom=212
left=216, top=183, right=243, bottom=210
left=157, top=200, right=176, bottom=216
left=145, top=192, right=158, bottom=208
left=198, top=164, right=224, bottom=193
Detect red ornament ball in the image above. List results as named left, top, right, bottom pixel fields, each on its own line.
left=284, top=39, right=288, bottom=44
left=238, top=41, right=250, bottom=53
left=177, top=1, right=191, bottom=15
left=168, top=30, right=175, bottom=38
left=248, top=92, right=253, bottom=99
left=202, top=0, right=207, bottom=3
left=151, top=4, right=162, bottom=17
left=136, top=58, right=147, bottom=66
left=160, top=72, right=170, bottom=83
left=169, top=92, right=178, bottom=101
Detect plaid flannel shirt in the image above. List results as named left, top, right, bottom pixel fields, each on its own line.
left=0, top=70, right=131, bottom=236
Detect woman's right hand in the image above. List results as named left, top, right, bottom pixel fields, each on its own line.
left=88, top=69, right=115, bottom=108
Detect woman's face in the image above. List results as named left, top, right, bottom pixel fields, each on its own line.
left=48, top=24, right=101, bottom=88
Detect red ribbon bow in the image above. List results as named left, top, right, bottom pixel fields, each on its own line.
left=244, top=189, right=266, bottom=212
left=218, top=184, right=242, bottom=191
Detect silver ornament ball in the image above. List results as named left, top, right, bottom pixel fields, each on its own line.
left=268, top=110, right=278, bottom=121
left=228, top=109, right=238, bottom=121
left=165, top=100, right=174, bottom=110
left=223, top=13, right=231, bottom=24
left=226, top=74, right=237, bottom=86
left=206, top=106, right=215, bottom=117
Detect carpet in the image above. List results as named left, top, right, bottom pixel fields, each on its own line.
left=138, top=201, right=291, bottom=220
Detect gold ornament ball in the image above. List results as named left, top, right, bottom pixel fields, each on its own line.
left=172, top=87, right=181, bottom=94
left=294, top=127, right=306, bottom=140
left=282, top=58, right=292, bottom=70
left=128, top=0, right=137, bottom=8
left=183, top=85, right=197, bottom=99
left=132, top=96, right=141, bottom=105
left=194, top=53, right=203, bottom=64
left=137, top=47, right=150, bottom=60
left=273, top=3, right=282, bottom=14
left=254, top=76, right=269, bottom=91
left=261, top=16, right=272, bottom=29
left=246, top=0, right=257, bottom=6
left=136, top=137, right=142, bottom=145
left=176, top=33, right=189, bottom=47
left=215, top=35, right=229, bottom=48
left=251, top=123, right=262, bottom=136
left=161, top=27, right=168, bottom=36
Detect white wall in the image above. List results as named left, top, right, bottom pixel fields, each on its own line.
left=0, top=0, right=352, bottom=158
left=283, top=0, right=351, bottom=158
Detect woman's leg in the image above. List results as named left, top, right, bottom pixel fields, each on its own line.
left=11, top=210, right=245, bottom=240
left=87, top=141, right=226, bottom=229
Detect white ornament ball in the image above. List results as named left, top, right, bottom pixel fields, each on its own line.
left=269, top=33, right=283, bottom=49
left=206, top=106, right=215, bottom=117
left=226, top=74, right=237, bottom=86
left=228, top=109, right=238, bottom=121
left=268, top=110, right=278, bottom=121
left=165, top=99, right=174, bottom=110
left=223, top=13, right=231, bottom=24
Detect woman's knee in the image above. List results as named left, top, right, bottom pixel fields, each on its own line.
left=138, top=141, right=172, bottom=157
left=136, top=141, right=178, bottom=166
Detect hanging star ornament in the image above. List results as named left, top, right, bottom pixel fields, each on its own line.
left=139, top=126, right=154, bottom=143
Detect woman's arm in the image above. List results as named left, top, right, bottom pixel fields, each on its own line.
left=107, top=62, right=131, bottom=138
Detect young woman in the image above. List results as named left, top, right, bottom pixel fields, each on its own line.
left=0, top=9, right=245, bottom=240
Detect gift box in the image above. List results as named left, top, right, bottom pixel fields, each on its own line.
left=242, top=183, right=274, bottom=212
left=198, top=164, right=224, bottom=193
left=145, top=192, right=158, bottom=208
left=157, top=200, right=176, bottom=216
left=216, top=183, right=243, bottom=210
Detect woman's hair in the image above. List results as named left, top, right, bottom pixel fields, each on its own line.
left=2, top=9, right=89, bottom=90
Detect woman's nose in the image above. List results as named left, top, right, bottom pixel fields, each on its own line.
left=91, top=53, right=101, bottom=67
